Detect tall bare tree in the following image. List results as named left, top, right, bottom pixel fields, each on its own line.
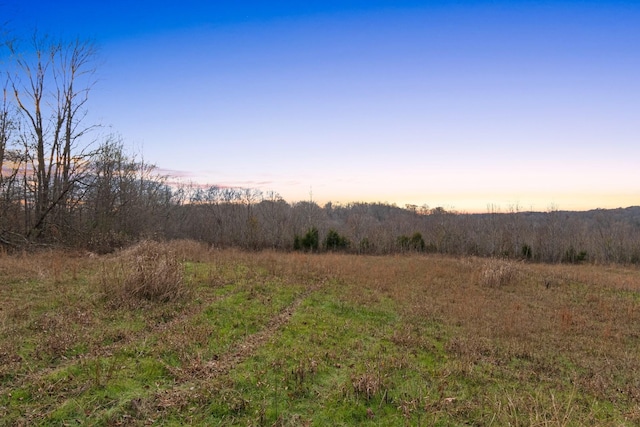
left=8, top=34, right=97, bottom=239
left=0, top=81, right=10, bottom=189
left=0, top=78, right=18, bottom=244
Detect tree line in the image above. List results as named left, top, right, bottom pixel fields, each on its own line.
left=168, top=196, right=640, bottom=264
left=2, top=33, right=639, bottom=263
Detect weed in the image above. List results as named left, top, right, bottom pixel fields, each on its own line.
left=351, top=371, right=384, bottom=401
left=100, top=240, right=189, bottom=304
left=478, top=258, right=519, bottom=287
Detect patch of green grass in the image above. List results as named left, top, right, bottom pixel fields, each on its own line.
left=197, top=290, right=444, bottom=426
left=199, top=282, right=302, bottom=349
left=2, top=351, right=177, bottom=425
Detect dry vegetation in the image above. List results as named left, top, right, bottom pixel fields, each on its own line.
left=98, top=240, right=192, bottom=304
left=0, top=241, right=639, bottom=425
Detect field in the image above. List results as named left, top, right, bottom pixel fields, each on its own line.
left=1, top=241, right=639, bottom=426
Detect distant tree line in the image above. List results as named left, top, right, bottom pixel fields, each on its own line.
left=165, top=195, right=640, bottom=264
left=2, top=33, right=640, bottom=263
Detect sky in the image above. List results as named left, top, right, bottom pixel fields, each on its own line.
left=3, top=0, right=639, bottom=212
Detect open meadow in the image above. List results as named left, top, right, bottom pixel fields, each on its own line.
left=1, top=241, right=639, bottom=426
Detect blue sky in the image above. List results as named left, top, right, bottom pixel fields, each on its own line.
left=4, top=1, right=640, bottom=212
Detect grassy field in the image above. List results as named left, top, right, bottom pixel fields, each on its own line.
left=1, top=240, right=639, bottom=426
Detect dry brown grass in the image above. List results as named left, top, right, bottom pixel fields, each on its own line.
left=99, top=240, right=189, bottom=304
left=477, top=257, right=519, bottom=287
left=162, top=239, right=213, bottom=263
left=0, top=249, right=86, bottom=284
left=303, top=252, right=640, bottom=421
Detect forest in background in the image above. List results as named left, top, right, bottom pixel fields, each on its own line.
left=1, top=34, right=639, bottom=263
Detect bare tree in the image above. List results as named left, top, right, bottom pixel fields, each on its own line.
left=239, top=187, right=262, bottom=248
left=255, top=191, right=289, bottom=248
left=0, top=81, right=11, bottom=190
left=8, top=34, right=98, bottom=239
left=0, top=78, right=19, bottom=244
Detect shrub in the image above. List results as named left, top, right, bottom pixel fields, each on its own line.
left=562, top=246, right=588, bottom=264
left=521, top=244, right=532, bottom=260
left=479, top=258, right=518, bottom=287
left=397, top=232, right=425, bottom=252
left=294, top=227, right=319, bottom=252
left=324, top=229, right=350, bottom=251
left=577, top=251, right=588, bottom=262
left=358, top=237, right=374, bottom=254
left=409, top=232, right=425, bottom=251
left=397, top=235, right=410, bottom=251
left=100, top=240, right=188, bottom=304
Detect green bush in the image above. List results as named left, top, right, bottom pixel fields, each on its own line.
left=294, top=227, right=319, bottom=252
left=324, top=229, right=350, bottom=251
left=358, top=237, right=374, bottom=254
left=562, top=246, right=588, bottom=263
left=397, top=232, right=425, bottom=252
left=521, top=244, right=532, bottom=260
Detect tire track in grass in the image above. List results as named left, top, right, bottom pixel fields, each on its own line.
left=2, top=282, right=310, bottom=424
left=147, top=283, right=323, bottom=415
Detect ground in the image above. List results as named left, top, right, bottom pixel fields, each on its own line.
left=1, top=241, right=639, bottom=425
